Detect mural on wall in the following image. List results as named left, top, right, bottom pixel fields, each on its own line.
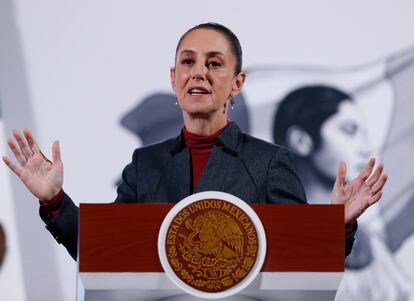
left=120, top=46, right=414, bottom=301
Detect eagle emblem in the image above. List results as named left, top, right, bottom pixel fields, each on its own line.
left=184, top=211, right=244, bottom=262
left=166, top=199, right=259, bottom=292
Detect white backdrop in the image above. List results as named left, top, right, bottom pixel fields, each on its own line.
left=1, top=0, right=414, bottom=300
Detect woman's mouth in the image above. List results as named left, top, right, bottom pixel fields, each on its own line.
left=188, top=87, right=210, bottom=95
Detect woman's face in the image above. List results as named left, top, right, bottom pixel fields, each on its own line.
left=171, top=29, right=245, bottom=119
left=311, top=101, right=372, bottom=181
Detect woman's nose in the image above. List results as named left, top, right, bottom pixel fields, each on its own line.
left=191, top=62, right=207, bottom=80
left=359, top=148, right=372, bottom=160
left=358, top=129, right=374, bottom=159
left=359, top=139, right=373, bottom=159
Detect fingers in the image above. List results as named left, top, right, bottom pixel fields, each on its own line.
left=6, top=129, right=53, bottom=169
left=359, top=158, right=375, bottom=181
left=346, top=161, right=387, bottom=222
left=359, top=173, right=387, bottom=218
left=13, top=130, right=33, bottom=160
left=334, top=161, right=347, bottom=187
left=350, top=188, right=383, bottom=222
left=23, top=128, right=40, bottom=153
left=7, top=138, right=27, bottom=167
left=52, top=140, right=61, bottom=163
left=2, top=155, right=22, bottom=177
left=371, top=174, right=388, bottom=196
left=366, top=163, right=384, bottom=188
left=369, top=191, right=383, bottom=206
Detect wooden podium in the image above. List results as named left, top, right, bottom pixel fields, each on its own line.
left=77, top=203, right=344, bottom=301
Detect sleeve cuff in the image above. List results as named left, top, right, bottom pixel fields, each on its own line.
left=39, top=189, right=64, bottom=221
left=345, top=221, right=356, bottom=235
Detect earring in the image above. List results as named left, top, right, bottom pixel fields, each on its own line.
left=175, top=101, right=178, bottom=106
left=228, top=95, right=235, bottom=110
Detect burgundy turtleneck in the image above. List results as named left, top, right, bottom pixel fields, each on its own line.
left=183, top=124, right=228, bottom=191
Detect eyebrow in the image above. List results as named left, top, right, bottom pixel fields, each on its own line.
left=179, top=49, right=225, bottom=57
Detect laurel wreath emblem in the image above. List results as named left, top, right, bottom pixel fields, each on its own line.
left=166, top=200, right=258, bottom=292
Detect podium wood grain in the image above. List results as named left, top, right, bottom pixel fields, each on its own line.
left=79, top=203, right=344, bottom=273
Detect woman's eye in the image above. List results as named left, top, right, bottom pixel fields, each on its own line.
left=182, top=59, right=194, bottom=65
left=207, top=61, right=221, bottom=68
left=340, top=123, right=358, bottom=136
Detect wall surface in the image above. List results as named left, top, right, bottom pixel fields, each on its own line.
left=1, top=1, right=413, bottom=300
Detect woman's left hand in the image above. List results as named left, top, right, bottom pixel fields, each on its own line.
left=331, top=158, right=388, bottom=226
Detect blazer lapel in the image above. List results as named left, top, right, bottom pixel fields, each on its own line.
left=168, top=122, right=241, bottom=198
left=195, top=122, right=241, bottom=193
left=195, top=146, right=232, bottom=193
left=168, top=147, right=192, bottom=203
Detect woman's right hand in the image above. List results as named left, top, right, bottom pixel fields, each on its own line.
left=2, top=129, right=63, bottom=202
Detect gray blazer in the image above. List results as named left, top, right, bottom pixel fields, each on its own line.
left=42, top=122, right=355, bottom=260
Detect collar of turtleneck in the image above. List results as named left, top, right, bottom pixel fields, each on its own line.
left=183, top=123, right=228, bottom=152
left=182, top=122, right=229, bottom=191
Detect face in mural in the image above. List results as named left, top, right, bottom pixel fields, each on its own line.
left=170, top=29, right=244, bottom=120
left=311, top=101, right=372, bottom=181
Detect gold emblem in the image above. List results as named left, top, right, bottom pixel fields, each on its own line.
left=165, top=199, right=259, bottom=293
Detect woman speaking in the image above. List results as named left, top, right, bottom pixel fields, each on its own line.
left=2, top=23, right=387, bottom=261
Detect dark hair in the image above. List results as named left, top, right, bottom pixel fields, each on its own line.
left=175, top=22, right=243, bottom=75
left=273, top=85, right=353, bottom=151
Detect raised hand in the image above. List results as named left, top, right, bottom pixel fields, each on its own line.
left=2, top=129, right=63, bottom=202
left=331, top=158, right=388, bottom=226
